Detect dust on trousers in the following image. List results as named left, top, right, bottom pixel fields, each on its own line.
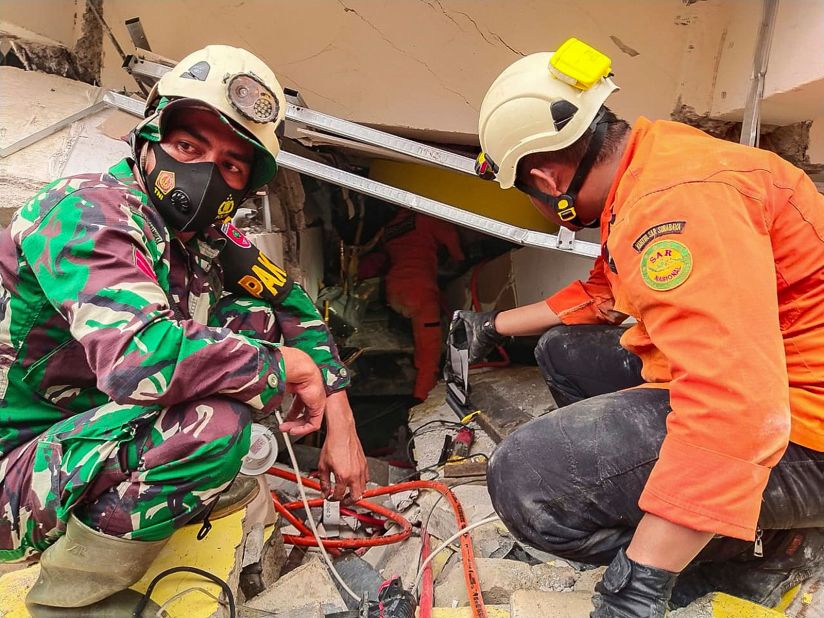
left=488, top=325, right=824, bottom=566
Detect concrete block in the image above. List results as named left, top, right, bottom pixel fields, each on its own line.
left=418, top=485, right=497, bottom=541
left=434, top=558, right=576, bottom=607
left=244, top=558, right=347, bottom=614
left=531, top=561, right=578, bottom=592
left=509, top=590, right=594, bottom=618
left=363, top=533, right=423, bottom=587
left=572, top=566, right=607, bottom=593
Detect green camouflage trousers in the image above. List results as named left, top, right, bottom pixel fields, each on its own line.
left=0, top=296, right=282, bottom=562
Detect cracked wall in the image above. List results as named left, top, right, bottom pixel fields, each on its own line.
left=6, top=0, right=697, bottom=141
left=6, top=0, right=822, bottom=164
left=1, top=0, right=102, bottom=84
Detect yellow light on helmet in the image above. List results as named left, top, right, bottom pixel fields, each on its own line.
left=549, top=37, right=612, bottom=90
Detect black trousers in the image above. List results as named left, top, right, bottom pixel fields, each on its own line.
left=487, top=325, right=824, bottom=566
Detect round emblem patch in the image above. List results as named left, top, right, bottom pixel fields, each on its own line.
left=640, top=240, right=693, bottom=291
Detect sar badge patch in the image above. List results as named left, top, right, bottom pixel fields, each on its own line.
left=640, top=240, right=692, bottom=291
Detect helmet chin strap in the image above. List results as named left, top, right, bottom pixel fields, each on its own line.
left=515, top=111, right=608, bottom=229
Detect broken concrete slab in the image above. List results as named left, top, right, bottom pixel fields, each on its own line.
left=244, top=558, right=347, bottom=615
left=434, top=558, right=576, bottom=607
left=572, top=566, right=607, bottom=593
left=363, top=533, right=423, bottom=587
left=418, top=485, right=497, bottom=540
left=509, top=590, right=594, bottom=618
left=468, top=366, right=556, bottom=443
left=408, top=383, right=498, bottom=473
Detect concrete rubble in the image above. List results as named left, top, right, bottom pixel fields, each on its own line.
left=229, top=366, right=824, bottom=617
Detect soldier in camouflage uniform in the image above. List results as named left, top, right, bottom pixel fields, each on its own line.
left=0, top=45, right=367, bottom=612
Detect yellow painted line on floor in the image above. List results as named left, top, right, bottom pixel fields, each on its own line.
left=773, top=584, right=800, bottom=613
left=712, top=592, right=788, bottom=617
left=0, top=565, right=39, bottom=618
left=432, top=606, right=510, bottom=618
left=0, top=511, right=271, bottom=618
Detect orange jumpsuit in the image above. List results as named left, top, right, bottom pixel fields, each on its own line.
left=547, top=118, right=824, bottom=540
left=384, top=211, right=464, bottom=401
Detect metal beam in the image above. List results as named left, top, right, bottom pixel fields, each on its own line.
left=740, top=0, right=780, bottom=147
left=105, top=70, right=601, bottom=257
left=277, top=151, right=600, bottom=257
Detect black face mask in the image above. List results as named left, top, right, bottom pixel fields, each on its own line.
left=145, top=142, right=240, bottom=232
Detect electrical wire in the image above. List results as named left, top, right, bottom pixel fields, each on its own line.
left=134, top=566, right=235, bottom=618
left=414, top=477, right=480, bottom=576
left=412, top=515, right=501, bottom=593
left=155, top=587, right=225, bottom=617
left=275, top=410, right=362, bottom=603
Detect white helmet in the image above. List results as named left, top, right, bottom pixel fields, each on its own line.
left=140, top=44, right=286, bottom=190
left=476, top=38, right=618, bottom=190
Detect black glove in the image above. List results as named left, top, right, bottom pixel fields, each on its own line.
left=450, top=310, right=506, bottom=365
left=591, top=549, right=678, bottom=618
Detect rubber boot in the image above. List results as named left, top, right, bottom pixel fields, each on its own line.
left=26, top=590, right=161, bottom=617
left=671, top=528, right=824, bottom=608
left=189, top=474, right=260, bottom=523
left=26, top=514, right=168, bottom=612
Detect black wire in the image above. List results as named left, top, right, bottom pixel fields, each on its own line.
left=405, top=419, right=467, bottom=464
left=134, top=566, right=236, bottom=617
left=414, top=477, right=484, bottom=584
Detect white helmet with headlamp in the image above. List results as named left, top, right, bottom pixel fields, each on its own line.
left=476, top=38, right=618, bottom=226
left=132, top=45, right=286, bottom=232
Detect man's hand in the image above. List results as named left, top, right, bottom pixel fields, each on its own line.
left=318, top=391, right=369, bottom=501
left=591, top=549, right=678, bottom=617
left=277, top=347, right=327, bottom=437
left=450, top=310, right=506, bottom=365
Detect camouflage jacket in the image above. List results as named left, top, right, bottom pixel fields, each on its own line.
left=0, top=159, right=349, bottom=456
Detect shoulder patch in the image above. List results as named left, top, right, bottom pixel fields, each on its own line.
left=640, top=240, right=692, bottom=291
left=632, top=221, right=686, bottom=252
left=221, top=220, right=252, bottom=248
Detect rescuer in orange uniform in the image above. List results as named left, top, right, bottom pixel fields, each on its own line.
left=385, top=209, right=464, bottom=402
left=453, top=38, right=824, bottom=615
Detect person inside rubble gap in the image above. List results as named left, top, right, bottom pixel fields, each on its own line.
left=0, top=45, right=367, bottom=613
left=451, top=37, right=824, bottom=615
left=384, top=209, right=465, bottom=403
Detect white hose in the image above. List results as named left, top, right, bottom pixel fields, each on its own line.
left=275, top=410, right=361, bottom=602
left=412, top=514, right=501, bottom=592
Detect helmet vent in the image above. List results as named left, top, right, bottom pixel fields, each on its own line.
left=181, top=61, right=211, bottom=81
left=550, top=100, right=578, bottom=131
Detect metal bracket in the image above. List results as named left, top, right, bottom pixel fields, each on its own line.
left=124, top=17, right=152, bottom=51
left=556, top=226, right=577, bottom=251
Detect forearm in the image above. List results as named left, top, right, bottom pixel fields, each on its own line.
left=324, top=390, right=357, bottom=433
left=627, top=513, right=713, bottom=572
left=495, top=300, right=562, bottom=336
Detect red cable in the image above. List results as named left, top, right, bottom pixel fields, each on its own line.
left=269, top=467, right=412, bottom=550
left=267, top=468, right=488, bottom=618
left=419, top=531, right=434, bottom=618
